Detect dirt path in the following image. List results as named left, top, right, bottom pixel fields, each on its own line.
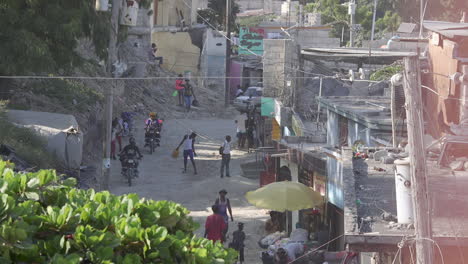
left=109, top=118, right=268, bottom=263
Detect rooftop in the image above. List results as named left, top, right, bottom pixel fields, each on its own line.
left=317, top=96, right=395, bottom=130
left=301, top=48, right=415, bottom=65
left=423, top=20, right=468, bottom=38
left=275, top=141, right=328, bottom=176
left=343, top=148, right=468, bottom=250
left=302, top=48, right=416, bottom=57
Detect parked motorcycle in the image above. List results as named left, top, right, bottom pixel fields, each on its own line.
left=145, top=128, right=160, bottom=154
left=121, top=156, right=140, bottom=186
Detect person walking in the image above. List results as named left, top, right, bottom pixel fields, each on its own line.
left=229, top=222, right=246, bottom=264
left=204, top=205, right=227, bottom=243
left=183, top=79, right=194, bottom=112
left=176, top=132, right=198, bottom=174
left=220, top=135, right=232, bottom=177
left=215, top=189, right=233, bottom=242
left=110, top=121, right=118, bottom=160
left=175, top=74, right=185, bottom=106
left=113, top=117, right=123, bottom=151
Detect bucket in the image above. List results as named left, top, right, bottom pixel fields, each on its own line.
left=394, top=157, right=413, bottom=223
left=95, top=0, right=109, bottom=11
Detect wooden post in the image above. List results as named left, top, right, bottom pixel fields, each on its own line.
left=225, top=0, right=231, bottom=106
left=101, top=0, right=121, bottom=190
left=316, top=77, right=323, bottom=122
left=402, top=55, right=434, bottom=264
left=459, top=65, right=468, bottom=124
left=390, top=74, right=403, bottom=147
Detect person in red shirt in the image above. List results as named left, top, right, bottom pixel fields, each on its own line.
left=175, top=74, right=185, bottom=106
left=204, top=205, right=227, bottom=243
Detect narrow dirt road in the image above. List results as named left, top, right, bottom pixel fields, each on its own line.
left=110, top=118, right=268, bottom=263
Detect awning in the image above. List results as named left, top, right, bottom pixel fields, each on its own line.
left=261, top=97, right=275, bottom=117
left=272, top=119, right=281, bottom=141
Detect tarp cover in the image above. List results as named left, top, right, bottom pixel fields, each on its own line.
left=6, top=110, right=83, bottom=169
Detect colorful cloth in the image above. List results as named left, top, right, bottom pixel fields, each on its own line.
left=205, top=214, right=227, bottom=242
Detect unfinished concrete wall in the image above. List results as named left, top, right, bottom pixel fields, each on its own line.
left=263, top=39, right=299, bottom=106
left=119, top=8, right=153, bottom=77
left=154, top=0, right=192, bottom=27
left=236, top=0, right=264, bottom=11
left=296, top=30, right=341, bottom=48
left=200, top=29, right=226, bottom=91
left=152, top=32, right=200, bottom=75
left=263, top=40, right=286, bottom=98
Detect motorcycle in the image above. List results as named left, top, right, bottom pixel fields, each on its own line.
left=145, top=128, right=160, bottom=154
left=121, top=156, right=140, bottom=186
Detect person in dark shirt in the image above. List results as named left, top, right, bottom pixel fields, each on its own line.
left=119, top=137, right=143, bottom=174
left=229, top=222, right=246, bottom=263
left=183, top=79, right=194, bottom=112
left=149, top=43, right=163, bottom=65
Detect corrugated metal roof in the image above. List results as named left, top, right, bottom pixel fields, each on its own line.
left=423, top=20, right=468, bottom=38
left=302, top=48, right=416, bottom=58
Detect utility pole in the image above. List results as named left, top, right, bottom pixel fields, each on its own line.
left=402, top=55, right=434, bottom=264
left=225, top=0, right=231, bottom=106
left=368, top=0, right=378, bottom=56
left=419, top=0, right=424, bottom=38
left=349, top=0, right=356, bottom=47
left=101, top=0, right=121, bottom=190
left=390, top=73, right=403, bottom=147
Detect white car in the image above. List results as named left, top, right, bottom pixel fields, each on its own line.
left=233, top=87, right=263, bottom=113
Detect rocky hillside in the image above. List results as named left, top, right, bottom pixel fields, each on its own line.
left=1, top=40, right=235, bottom=188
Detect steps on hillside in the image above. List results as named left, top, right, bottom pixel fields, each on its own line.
left=240, top=160, right=264, bottom=179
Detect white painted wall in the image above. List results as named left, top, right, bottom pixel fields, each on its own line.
left=204, top=29, right=226, bottom=56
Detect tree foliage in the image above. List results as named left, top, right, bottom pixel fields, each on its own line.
left=197, top=0, right=240, bottom=30
left=0, top=0, right=111, bottom=75
left=0, top=161, right=238, bottom=263
left=304, top=0, right=466, bottom=46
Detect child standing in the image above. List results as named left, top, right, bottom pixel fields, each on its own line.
left=229, top=222, right=246, bottom=264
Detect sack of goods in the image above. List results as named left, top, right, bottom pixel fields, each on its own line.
left=172, top=149, right=179, bottom=158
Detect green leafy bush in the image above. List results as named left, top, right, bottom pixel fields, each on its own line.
left=0, top=161, right=237, bottom=263
left=370, top=64, right=403, bottom=81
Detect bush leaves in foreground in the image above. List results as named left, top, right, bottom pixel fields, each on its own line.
left=0, top=161, right=237, bottom=263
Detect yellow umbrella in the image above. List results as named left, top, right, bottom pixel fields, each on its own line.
left=245, top=181, right=323, bottom=212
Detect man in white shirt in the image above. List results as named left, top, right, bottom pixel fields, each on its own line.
left=220, top=135, right=232, bottom=178
left=235, top=85, right=243, bottom=97
left=235, top=115, right=247, bottom=148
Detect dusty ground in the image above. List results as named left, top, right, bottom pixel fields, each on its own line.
left=109, top=116, right=268, bottom=263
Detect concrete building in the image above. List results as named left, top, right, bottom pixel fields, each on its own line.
left=200, top=29, right=227, bottom=91
left=318, top=97, right=402, bottom=148
left=422, top=20, right=468, bottom=137
left=150, top=0, right=202, bottom=76
left=152, top=0, right=197, bottom=31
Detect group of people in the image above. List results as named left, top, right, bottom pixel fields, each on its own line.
left=112, top=111, right=165, bottom=178
left=175, top=75, right=196, bottom=112
left=205, top=189, right=245, bottom=263
left=144, top=112, right=163, bottom=147
left=174, top=133, right=233, bottom=178
left=235, top=115, right=257, bottom=150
